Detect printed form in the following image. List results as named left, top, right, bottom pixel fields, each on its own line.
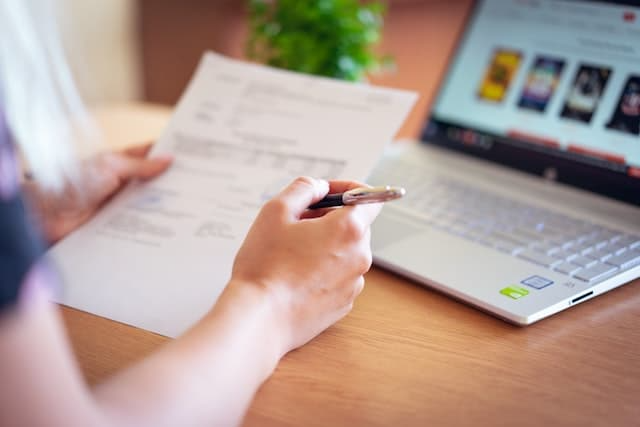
left=50, top=52, right=417, bottom=337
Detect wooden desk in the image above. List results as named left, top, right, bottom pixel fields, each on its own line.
left=64, top=2, right=639, bottom=424
left=64, top=103, right=640, bottom=427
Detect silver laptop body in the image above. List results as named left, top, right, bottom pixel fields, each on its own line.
left=369, top=0, right=640, bottom=325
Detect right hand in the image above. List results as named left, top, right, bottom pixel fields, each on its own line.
left=230, top=176, right=382, bottom=356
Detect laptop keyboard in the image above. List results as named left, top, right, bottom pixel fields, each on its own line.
left=389, top=176, right=640, bottom=284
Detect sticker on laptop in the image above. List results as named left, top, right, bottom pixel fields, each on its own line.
left=500, top=286, right=530, bottom=300
left=521, top=275, right=554, bottom=290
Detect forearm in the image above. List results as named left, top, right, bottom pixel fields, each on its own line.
left=1, top=276, right=285, bottom=427
left=0, top=267, right=106, bottom=427
left=94, top=281, right=285, bottom=427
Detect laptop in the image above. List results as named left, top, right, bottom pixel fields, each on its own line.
left=368, top=0, right=640, bottom=325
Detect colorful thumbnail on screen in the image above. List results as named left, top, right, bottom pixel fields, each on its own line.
left=477, top=49, right=523, bottom=103
left=517, top=56, right=565, bottom=113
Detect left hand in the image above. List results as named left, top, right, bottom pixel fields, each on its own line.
left=24, top=143, right=173, bottom=244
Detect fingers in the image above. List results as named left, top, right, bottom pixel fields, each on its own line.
left=268, top=178, right=375, bottom=222
left=122, top=142, right=154, bottom=158
left=298, top=180, right=371, bottom=220
left=339, top=276, right=366, bottom=314
left=299, top=207, right=331, bottom=220
left=328, top=202, right=382, bottom=235
left=327, top=180, right=370, bottom=194
left=269, top=177, right=329, bottom=220
left=108, top=153, right=173, bottom=182
left=353, top=275, right=366, bottom=299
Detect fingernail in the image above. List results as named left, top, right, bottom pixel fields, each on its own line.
left=153, top=154, right=173, bottom=162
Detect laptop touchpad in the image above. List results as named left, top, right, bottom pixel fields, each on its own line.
left=371, top=212, right=425, bottom=252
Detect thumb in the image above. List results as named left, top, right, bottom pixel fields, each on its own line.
left=110, top=153, right=173, bottom=182
left=273, top=176, right=329, bottom=219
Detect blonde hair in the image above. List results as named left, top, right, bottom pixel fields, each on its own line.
left=0, top=0, right=98, bottom=190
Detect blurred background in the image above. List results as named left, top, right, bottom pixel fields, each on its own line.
left=57, top=0, right=473, bottom=138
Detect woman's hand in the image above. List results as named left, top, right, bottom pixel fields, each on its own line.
left=24, top=143, right=172, bottom=244
left=2, top=175, right=379, bottom=427
left=229, top=176, right=382, bottom=357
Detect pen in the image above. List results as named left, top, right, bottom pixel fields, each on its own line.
left=308, top=186, right=406, bottom=209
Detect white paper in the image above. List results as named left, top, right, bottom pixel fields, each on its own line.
left=50, top=52, right=417, bottom=338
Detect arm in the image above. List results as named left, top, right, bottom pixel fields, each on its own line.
left=0, top=177, right=381, bottom=427
left=94, top=282, right=282, bottom=427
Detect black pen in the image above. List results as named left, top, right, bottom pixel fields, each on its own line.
left=308, top=186, right=406, bottom=209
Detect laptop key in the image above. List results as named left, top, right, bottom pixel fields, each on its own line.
left=586, top=248, right=613, bottom=261
left=517, top=250, right=562, bottom=267
left=553, top=249, right=578, bottom=261
left=495, top=240, right=525, bottom=255
left=617, top=235, right=640, bottom=249
left=511, top=228, right=540, bottom=241
left=607, top=243, right=628, bottom=256
left=593, top=240, right=609, bottom=249
left=554, top=262, right=581, bottom=275
left=605, top=250, right=640, bottom=269
left=492, top=231, right=529, bottom=247
left=571, top=255, right=598, bottom=268
left=570, top=242, right=594, bottom=255
left=573, top=263, right=619, bottom=282
left=532, top=241, right=560, bottom=254
left=598, top=230, right=622, bottom=242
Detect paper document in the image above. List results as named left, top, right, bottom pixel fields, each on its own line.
left=50, top=52, right=417, bottom=338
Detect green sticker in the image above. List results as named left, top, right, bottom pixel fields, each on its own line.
left=500, top=285, right=529, bottom=300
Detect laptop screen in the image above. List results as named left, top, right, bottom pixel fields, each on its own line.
left=425, top=0, right=640, bottom=206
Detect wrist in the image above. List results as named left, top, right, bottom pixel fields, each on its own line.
left=210, top=278, right=290, bottom=377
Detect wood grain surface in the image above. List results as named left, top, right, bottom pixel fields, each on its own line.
left=62, top=266, right=640, bottom=427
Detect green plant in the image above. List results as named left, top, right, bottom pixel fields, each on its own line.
left=246, top=0, right=392, bottom=81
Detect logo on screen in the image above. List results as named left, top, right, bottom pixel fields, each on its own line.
left=623, top=11, right=636, bottom=23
